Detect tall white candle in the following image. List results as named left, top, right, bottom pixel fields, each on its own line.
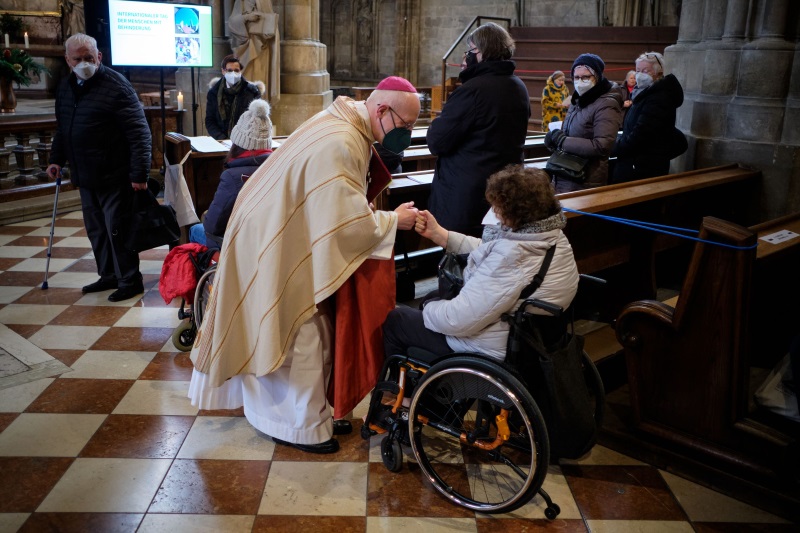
left=4, top=34, right=8, bottom=49
left=177, top=92, right=184, bottom=111
left=24, top=32, right=29, bottom=49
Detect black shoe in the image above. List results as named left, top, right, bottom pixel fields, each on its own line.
left=108, top=284, right=144, bottom=302
left=82, top=278, right=117, bottom=293
left=333, top=419, right=352, bottom=436
left=272, top=437, right=340, bottom=454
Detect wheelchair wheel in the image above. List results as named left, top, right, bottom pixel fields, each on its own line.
left=381, top=435, right=403, bottom=472
left=408, top=355, right=549, bottom=514
left=193, top=264, right=217, bottom=329
left=171, top=320, right=195, bottom=352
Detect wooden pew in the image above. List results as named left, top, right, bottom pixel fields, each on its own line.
left=613, top=213, right=800, bottom=516
left=400, top=135, right=547, bottom=173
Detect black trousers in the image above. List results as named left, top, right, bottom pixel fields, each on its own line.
left=80, top=185, right=142, bottom=289
left=382, top=306, right=453, bottom=365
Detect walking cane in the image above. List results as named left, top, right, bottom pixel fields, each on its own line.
left=41, top=170, right=63, bottom=290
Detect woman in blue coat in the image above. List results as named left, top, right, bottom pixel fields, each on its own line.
left=427, top=22, right=530, bottom=237
left=190, top=99, right=273, bottom=248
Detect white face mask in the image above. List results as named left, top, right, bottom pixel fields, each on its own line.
left=224, top=72, right=242, bottom=86
left=574, top=79, right=595, bottom=96
left=73, top=61, right=97, bottom=81
left=635, top=72, right=654, bottom=90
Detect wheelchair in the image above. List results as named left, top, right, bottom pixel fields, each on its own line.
left=361, top=290, right=605, bottom=517
left=171, top=260, right=218, bottom=351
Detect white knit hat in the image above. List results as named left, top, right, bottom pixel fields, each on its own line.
left=229, top=99, right=272, bottom=150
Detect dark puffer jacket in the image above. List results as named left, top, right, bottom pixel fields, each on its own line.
left=560, top=78, right=624, bottom=189
left=612, top=74, right=688, bottom=183
left=427, top=60, right=530, bottom=236
left=203, top=152, right=271, bottom=245
left=205, top=77, right=262, bottom=140
left=50, top=64, right=151, bottom=190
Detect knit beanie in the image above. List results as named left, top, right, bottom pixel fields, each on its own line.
left=571, top=53, right=605, bottom=80
left=229, top=99, right=272, bottom=150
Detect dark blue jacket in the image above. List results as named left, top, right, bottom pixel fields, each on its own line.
left=427, top=60, right=530, bottom=236
left=203, top=153, right=270, bottom=244
left=50, top=64, right=151, bottom=190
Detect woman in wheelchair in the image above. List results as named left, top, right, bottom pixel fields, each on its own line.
left=367, top=166, right=581, bottom=515
left=383, top=165, right=579, bottom=363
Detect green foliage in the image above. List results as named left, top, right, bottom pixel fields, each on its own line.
left=0, top=48, right=47, bottom=86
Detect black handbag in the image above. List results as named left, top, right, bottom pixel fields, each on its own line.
left=545, top=150, right=590, bottom=182
left=437, top=252, right=469, bottom=300
left=125, top=189, right=180, bottom=253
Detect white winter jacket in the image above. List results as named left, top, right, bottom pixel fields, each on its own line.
left=422, top=224, right=579, bottom=360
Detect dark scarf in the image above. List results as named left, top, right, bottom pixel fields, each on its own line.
left=217, top=79, right=245, bottom=137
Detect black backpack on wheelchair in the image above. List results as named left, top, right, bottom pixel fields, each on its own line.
left=502, top=246, right=604, bottom=461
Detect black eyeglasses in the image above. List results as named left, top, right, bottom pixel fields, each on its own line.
left=463, top=46, right=479, bottom=56
left=387, top=107, right=415, bottom=130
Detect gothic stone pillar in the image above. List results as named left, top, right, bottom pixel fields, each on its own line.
left=272, top=0, right=333, bottom=135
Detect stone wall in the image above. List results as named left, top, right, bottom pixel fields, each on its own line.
left=667, top=0, right=800, bottom=219
left=321, top=0, right=681, bottom=87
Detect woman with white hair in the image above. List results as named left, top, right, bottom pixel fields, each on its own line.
left=611, top=52, right=688, bottom=183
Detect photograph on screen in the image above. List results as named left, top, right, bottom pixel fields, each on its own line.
left=108, top=0, right=212, bottom=67
left=175, top=7, right=200, bottom=34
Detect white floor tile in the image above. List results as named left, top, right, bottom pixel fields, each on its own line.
left=0, top=413, right=105, bottom=456
left=366, top=517, right=477, bottom=533
left=37, top=271, right=97, bottom=289
left=75, top=291, right=141, bottom=307
left=0, top=246, right=46, bottom=259
left=37, top=458, right=172, bottom=512
left=586, top=520, right=695, bottom=532
left=0, top=286, right=32, bottom=304
left=0, top=304, right=69, bottom=325
left=140, top=260, right=166, bottom=276
left=26, top=226, right=82, bottom=238
left=7, top=258, right=77, bottom=273
left=113, top=380, right=198, bottom=415
left=28, top=325, right=108, bottom=350
left=63, top=350, right=156, bottom=380
left=0, top=378, right=54, bottom=413
left=177, top=416, right=275, bottom=460
left=0, top=513, right=30, bottom=532
left=477, top=466, right=581, bottom=520
left=660, top=470, right=789, bottom=523
left=0, top=235, right=20, bottom=246
left=138, top=514, right=255, bottom=533
left=51, top=236, right=92, bottom=248
left=259, top=461, right=368, bottom=516
left=114, top=307, right=182, bottom=328
left=560, top=445, right=646, bottom=466
left=9, top=219, right=49, bottom=227
left=0, top=323, right=56, bottom=365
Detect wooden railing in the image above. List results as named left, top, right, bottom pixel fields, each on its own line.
left=0, top=115, right=61, bottom=200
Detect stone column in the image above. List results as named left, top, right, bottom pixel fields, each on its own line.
left=669, top=0, right=800, bottom=219
left=271, top=0, right=332, bottom=135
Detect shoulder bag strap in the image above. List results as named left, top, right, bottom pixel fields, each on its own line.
left=519, top=244, right=556, bottom=299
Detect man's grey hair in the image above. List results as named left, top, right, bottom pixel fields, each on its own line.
left=65, top=33, right=99, bottom=54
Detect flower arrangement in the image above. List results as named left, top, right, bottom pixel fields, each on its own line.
left=0, top=48, right=47, bottom=86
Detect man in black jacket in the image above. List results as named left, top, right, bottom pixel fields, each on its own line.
left=205, top=54, right=262, bottom=140
left=47, top=33, right=151, bottom=302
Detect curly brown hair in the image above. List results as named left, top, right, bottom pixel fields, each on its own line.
left=485, top=165, right=560, bottom=229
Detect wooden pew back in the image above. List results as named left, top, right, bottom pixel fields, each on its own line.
left=615, top=212, right=800, bottom=485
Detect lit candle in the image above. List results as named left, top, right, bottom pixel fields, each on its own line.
left=24, top=32, right=29, bottom=49
left=4, top=34, right=8, bottom=49
left=177, top=92, right=184, bottom=111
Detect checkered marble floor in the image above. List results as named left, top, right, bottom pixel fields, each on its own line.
left=0, top=212, right=795, bottom=532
